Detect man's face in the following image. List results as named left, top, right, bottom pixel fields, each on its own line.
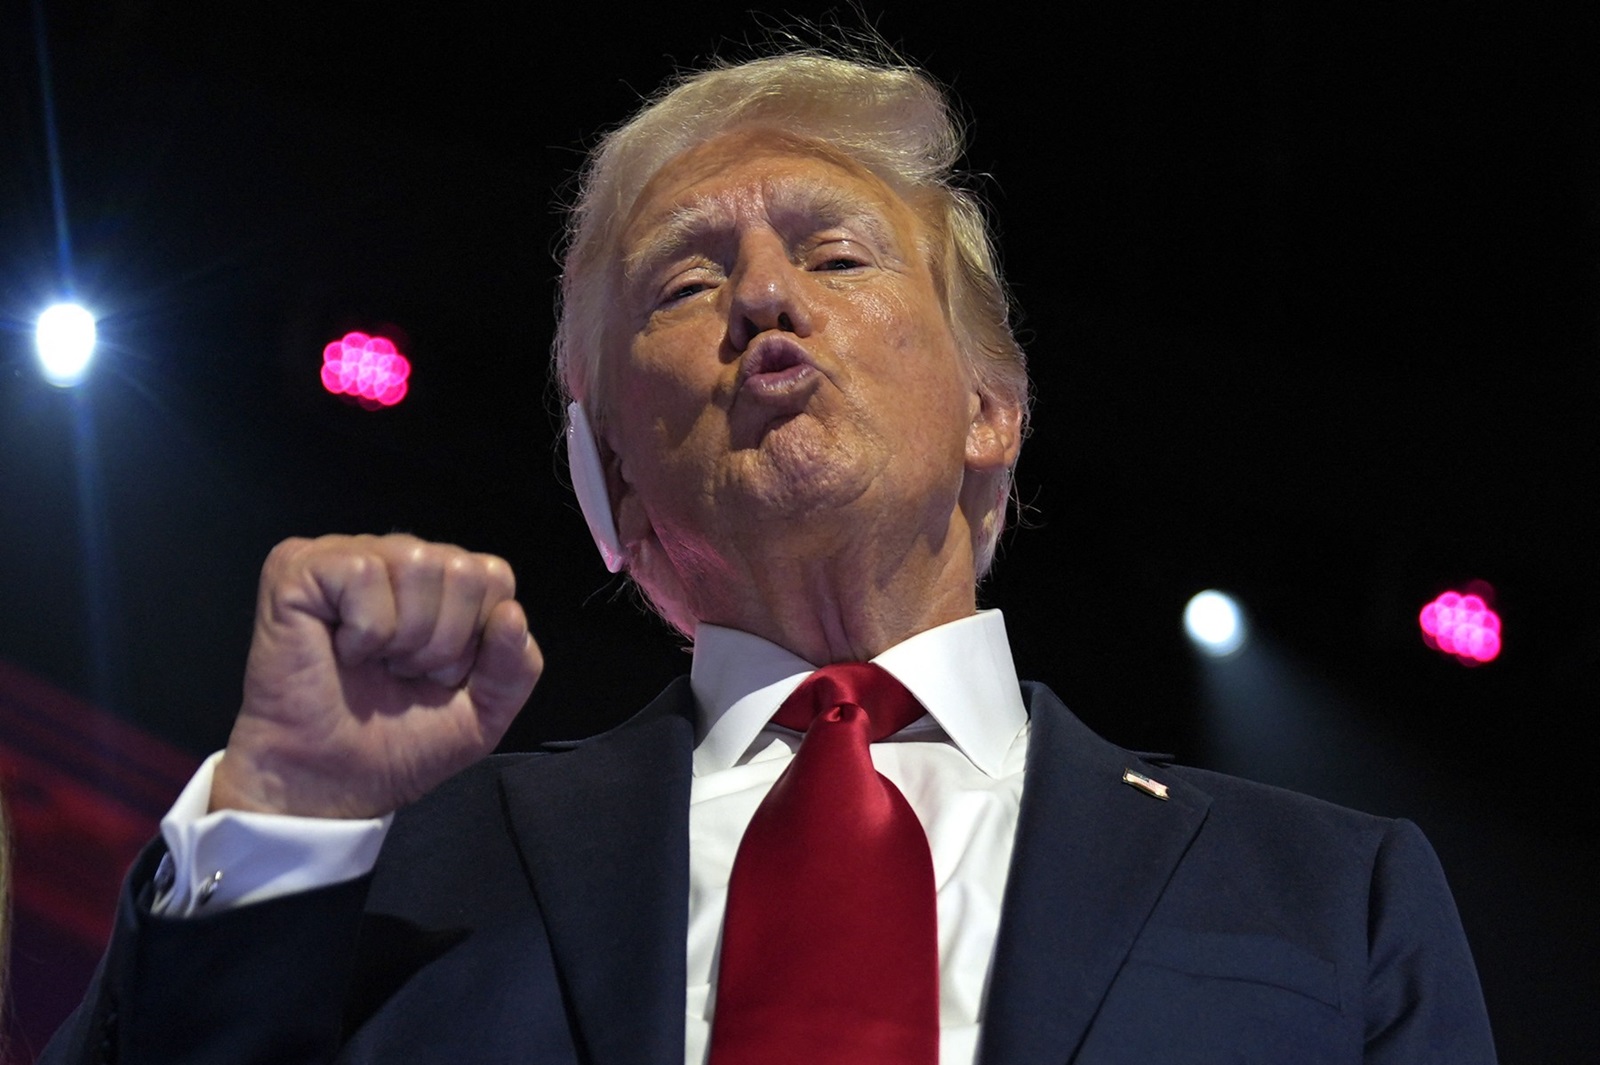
left=601, top=127, right=1016, bottom=592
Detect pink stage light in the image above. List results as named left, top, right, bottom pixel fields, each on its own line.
left=1419, top=589, right=1502, bottom=665
left=321, top=332, right=411, bottom=408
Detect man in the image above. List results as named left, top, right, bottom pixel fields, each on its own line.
left=45, top=49, right=1495, bottom=1064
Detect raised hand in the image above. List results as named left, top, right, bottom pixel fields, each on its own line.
left=210, top=534, right=543, bottom=819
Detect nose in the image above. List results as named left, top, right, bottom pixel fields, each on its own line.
left=726, top=235, right=814, bottom=351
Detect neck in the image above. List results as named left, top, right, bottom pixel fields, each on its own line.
left=672, top=510, right=981, bottom=664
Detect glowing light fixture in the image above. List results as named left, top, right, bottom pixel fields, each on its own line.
left=35, top=301, right=97, bottom=386
left=321, top=331, right=410, bottom=407
left=1419, top=590, right=1501, bottom=665
left=1184, top=590, right=1246, bottom=657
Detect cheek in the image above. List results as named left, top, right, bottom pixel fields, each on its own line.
left=615, top=329, right=719, bottom=427
left=856, top=291, right=970, bottom=406
left=827, top=290, right=927, bottom=384
left=606, top=329, right=732, bottom=488
left=841, top=285, right=909, bottom=337
left=881, top=310, right=975, bottom=455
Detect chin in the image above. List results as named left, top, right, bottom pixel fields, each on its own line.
left=728, top=432, right=876, bottom=517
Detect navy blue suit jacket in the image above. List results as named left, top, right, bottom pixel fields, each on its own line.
left=46, top=680, right=1495, bottom=1064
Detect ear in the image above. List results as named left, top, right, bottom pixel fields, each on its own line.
left=964, top=388, right=1023, bottom=474
left=600, top=434, right=661, bottom=558
left=565, top=401, right=625, bottom=572
left=591, top=414, right=698, bottom=635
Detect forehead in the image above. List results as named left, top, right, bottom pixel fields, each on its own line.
left=620, top=129, right=924, bottom=263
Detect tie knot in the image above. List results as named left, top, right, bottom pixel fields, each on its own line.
left=772, top=662, right=923, bottom=741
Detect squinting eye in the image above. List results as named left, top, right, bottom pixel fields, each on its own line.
left=662, top=281, right=709, bottom=305
left=815, top=257, right=866, bottom=271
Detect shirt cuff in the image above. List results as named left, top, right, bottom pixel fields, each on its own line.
left=154, top=751, right=392, bottom=917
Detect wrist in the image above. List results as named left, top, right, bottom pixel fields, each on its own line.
left=209, top=750, right=290, bottom=815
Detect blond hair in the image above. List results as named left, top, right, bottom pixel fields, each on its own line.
left=553, top=48, right=1030, bottom=580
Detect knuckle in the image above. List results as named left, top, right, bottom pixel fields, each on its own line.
left=262, top=536, right=309, bottom=573
left=478, top=554, right=516, bottom=598
left=337, top=551, right=380, bottom=589
left=445, top=555, right=488, bottom=597
left=384, top=535, right=456, bottom=576
left=340, top=616, right=385, bottom=648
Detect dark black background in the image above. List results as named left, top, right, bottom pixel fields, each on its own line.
left=2, top=2, right=1596, bottom=1059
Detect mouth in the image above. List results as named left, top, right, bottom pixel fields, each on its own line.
left=735, top=335, right=821, bottom=404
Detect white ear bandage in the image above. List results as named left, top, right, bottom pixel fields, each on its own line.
left=566, top=401, right=625, bottom=573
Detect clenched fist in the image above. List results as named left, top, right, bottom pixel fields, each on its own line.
left=211, top=534, right=543, bottom=819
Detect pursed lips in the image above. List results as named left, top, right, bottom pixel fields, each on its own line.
left=734, top=334, right=822, bottom=405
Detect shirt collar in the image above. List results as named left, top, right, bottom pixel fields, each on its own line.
left=689, top=609, right=1026, bottom=779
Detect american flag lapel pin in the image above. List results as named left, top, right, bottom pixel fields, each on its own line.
left=1121, top=768, right=1170, bottom=800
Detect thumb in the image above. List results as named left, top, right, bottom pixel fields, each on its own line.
left=466, top=599, right=542, bottom=739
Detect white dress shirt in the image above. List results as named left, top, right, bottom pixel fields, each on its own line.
left=686, top=610, right=1029, bottom=1065
left=157, top=609, right=1031, bottom=1065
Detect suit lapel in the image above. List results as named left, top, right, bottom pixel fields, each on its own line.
left=498, top=679, right=696, bottom=1065
left=493, top=677, right=1209, bottom=1065
left=978, top=683, right=1212, bottom=1065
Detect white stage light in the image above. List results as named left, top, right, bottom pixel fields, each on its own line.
left=36, top=302, right=97, bottom=386
left=1184, top=590, right=1246, bottom=657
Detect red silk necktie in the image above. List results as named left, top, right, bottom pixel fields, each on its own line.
left=709, top=662, right=939, bottom=1065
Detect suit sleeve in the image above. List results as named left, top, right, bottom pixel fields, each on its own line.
left=1364, top=819, right=1497, bottom=1064
left=40, top=840, right=371, bottom=1065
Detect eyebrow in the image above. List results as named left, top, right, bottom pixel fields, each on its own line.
left=622, top=176, right=907, bottom=282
